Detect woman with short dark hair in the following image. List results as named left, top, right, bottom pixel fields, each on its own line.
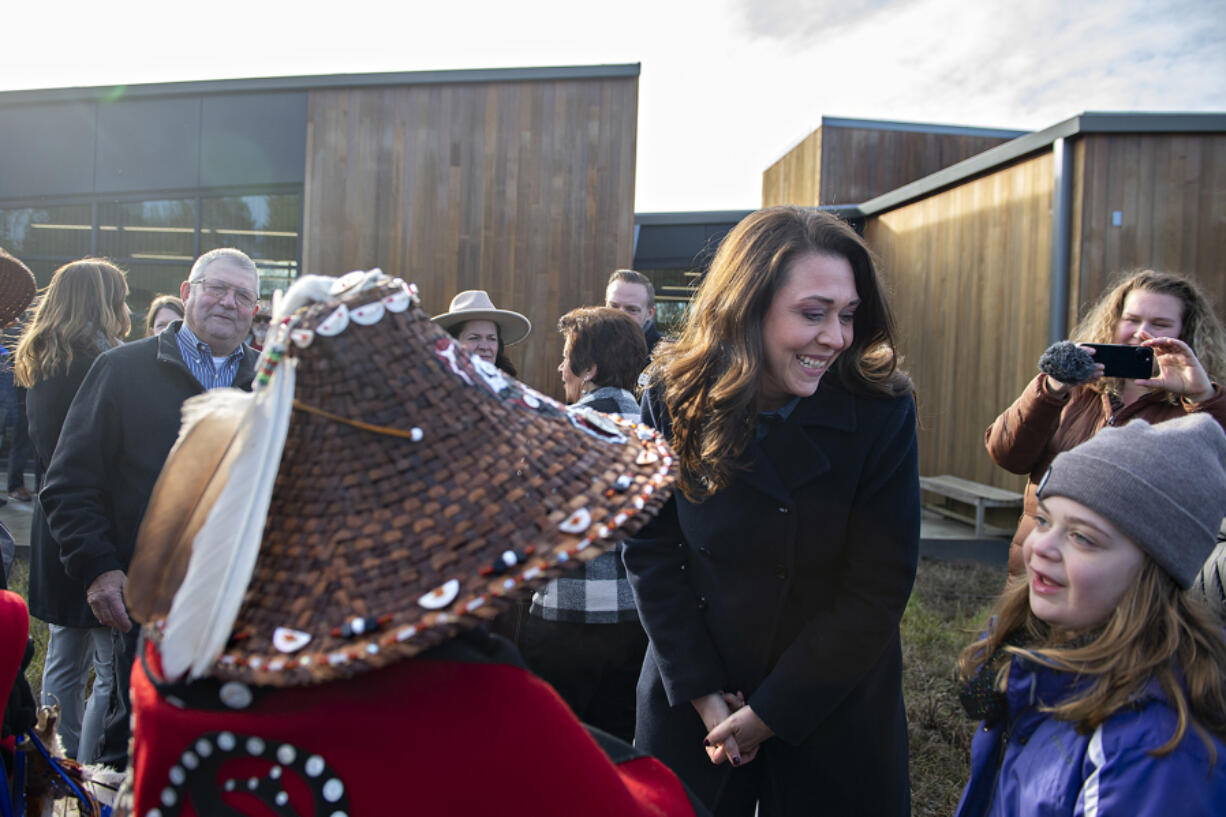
left=555, top=306, right=647, bottom=409
left=518, top=306, right=649, bottom=741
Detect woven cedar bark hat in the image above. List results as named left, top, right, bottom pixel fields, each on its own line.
left=0, top=248, right=37, bottom=327
left=128, top=271, right=674, bottom=687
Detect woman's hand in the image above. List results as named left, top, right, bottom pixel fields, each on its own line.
left=1138, top=334, right=1215, bottom=402
left=691, top=693, right=742, bottom=766
left=705, top=704, right=774, bottom=766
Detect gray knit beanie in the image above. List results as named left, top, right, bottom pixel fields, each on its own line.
left=1037, top=414, right=1226, bottom=589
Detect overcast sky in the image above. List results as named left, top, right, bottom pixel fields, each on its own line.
left=2, top=0, right=1223, bottom=212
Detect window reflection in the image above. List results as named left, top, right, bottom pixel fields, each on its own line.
left=0, top=192, right=300, bottom=295
left=202, top=194, right=300, bottom=291
left=97, top=199, right=196, bottom=261
left=0, top=204, right=92, bottom=257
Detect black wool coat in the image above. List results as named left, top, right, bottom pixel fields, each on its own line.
left=39, top=327, right=257, bottom=612
left=624, top=378, right=920, bottom=815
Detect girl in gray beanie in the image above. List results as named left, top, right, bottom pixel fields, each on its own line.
left=954, top=413, right=1226, bottom=817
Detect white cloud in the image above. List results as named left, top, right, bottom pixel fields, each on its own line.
left=1, top=0, right=1223, bottom=211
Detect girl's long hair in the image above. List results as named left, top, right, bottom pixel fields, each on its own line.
left=959, top=559, right=1226, bottom=757
left=651, top=206, right=911, bottom=501
left=14, top=259, right=129, bottom=388
left=1072, top=269, right=1226, bottom=403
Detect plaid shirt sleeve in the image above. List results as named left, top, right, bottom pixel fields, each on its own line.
left=529, top=544, right=640, bottom=624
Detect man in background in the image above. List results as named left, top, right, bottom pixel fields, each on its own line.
left=604, top=269, right=661, bottom=353
left=41, top=247, right=260, bottom=765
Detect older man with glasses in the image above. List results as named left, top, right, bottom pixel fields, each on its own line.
left=40, top=247, right=260, bottom=767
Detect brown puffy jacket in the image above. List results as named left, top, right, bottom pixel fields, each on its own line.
left=985, top=373, right=1226, bottom=576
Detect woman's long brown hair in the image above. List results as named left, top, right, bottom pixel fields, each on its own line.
left=651, top=206, right=911, bottom=502
left=959, top=559, right=1226, bottom=758
left=14, top=258, right=129, bottom=388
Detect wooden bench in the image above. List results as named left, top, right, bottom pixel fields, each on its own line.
left=919, top=475, right=1024, bottom=538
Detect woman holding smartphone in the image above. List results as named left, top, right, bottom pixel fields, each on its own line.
left=987, top=269, right=1226, bottom=578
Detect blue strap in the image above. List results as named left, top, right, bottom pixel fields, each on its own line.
left=2, top=734, right=27, bottom=817
left=20, top=730, right=97, bottom=817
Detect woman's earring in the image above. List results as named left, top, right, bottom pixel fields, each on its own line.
left=582, top=375, right=594, bottom=395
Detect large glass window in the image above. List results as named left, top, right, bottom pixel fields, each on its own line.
left=1, top=189, right=300, bottom=304
left=641, top=268, right=697, bottom=335
left=97, top=198, right=196, bottom=262
left=201, top=193, right=299, bottom=292
left=0, top=204, right=92, bottom=258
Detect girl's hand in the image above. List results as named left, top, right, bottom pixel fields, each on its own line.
left=705, top=705, right=774, bottom=766
left=691, top=692, right=740, bottom=766
left=1138, top=334, right=1215, bottom=402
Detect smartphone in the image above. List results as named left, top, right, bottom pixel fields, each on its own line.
left=1083, top=343, right=1155, bottom=379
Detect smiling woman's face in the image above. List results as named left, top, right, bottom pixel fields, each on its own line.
left=757, top=252, right=859, bottom=412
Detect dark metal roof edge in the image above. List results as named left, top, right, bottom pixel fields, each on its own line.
left=820, top=116, right=1027, bottom=140
left=635, top=204, right=860, bottom=226
left=857, top=111, right=1226, bottom=216
left=0, top=63, right=642, bottom=106
left=1075, top=111, right=1226, bottom=133
left=635, top=210, right=754, bottom=226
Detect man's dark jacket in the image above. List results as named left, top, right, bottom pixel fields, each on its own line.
left=643, top=320, right=662, bottom=354
left=40, top=326, right=257, bottom=595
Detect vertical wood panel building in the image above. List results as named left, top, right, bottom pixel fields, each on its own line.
left=765, top=113, right=1226, bottom=490
left=0, top=65, right=640, bottom=396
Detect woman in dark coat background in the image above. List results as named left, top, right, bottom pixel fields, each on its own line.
left=624, top=207, right=919, bottom=816
left=15, top=258, right=129, bottom=761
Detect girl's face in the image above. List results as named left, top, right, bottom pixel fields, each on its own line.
left=1024, top=496, right=1145, bottom=632
left=1115, top=289, right=1184, bottom=345
left=150, top=306, right=180, bottom=335
left=757, top=252, right=859, bottom=412
left=457, top=320, right=499, bottom=364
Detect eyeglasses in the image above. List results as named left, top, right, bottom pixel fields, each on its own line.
left=190, top=279, right=257, bottom=310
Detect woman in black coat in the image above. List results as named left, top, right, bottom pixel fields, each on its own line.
left=15, top=258, right=130, bottom=762
left=624, top=207, right=919, bottom=816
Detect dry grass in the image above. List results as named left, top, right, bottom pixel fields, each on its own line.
left=903, top=556, right=1003, bottom=816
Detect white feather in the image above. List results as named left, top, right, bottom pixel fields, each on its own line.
left=171, top=389, right=250, bottom=452
left=159, top=355, right=297, bottom=681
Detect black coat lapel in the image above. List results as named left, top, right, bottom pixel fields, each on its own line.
left=741, top=382, right=857, bottom=505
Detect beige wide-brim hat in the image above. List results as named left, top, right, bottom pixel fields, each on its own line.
left=431, top=289, right=532, bottom=346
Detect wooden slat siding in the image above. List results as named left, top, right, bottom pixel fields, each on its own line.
left=762, top=128, right=821, bottom=206
left=303, top=76, right=637, bottom=398
left=864, top=153, right=1054, bottom=489
left=1071, top=133, right=1226, bottom=328
left=1067, top=138, right=1087, bottom=321
left=763, top=124, right=1016, bottom=207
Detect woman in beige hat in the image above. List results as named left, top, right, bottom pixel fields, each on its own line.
left=432, top=289, right=531, bottom=377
